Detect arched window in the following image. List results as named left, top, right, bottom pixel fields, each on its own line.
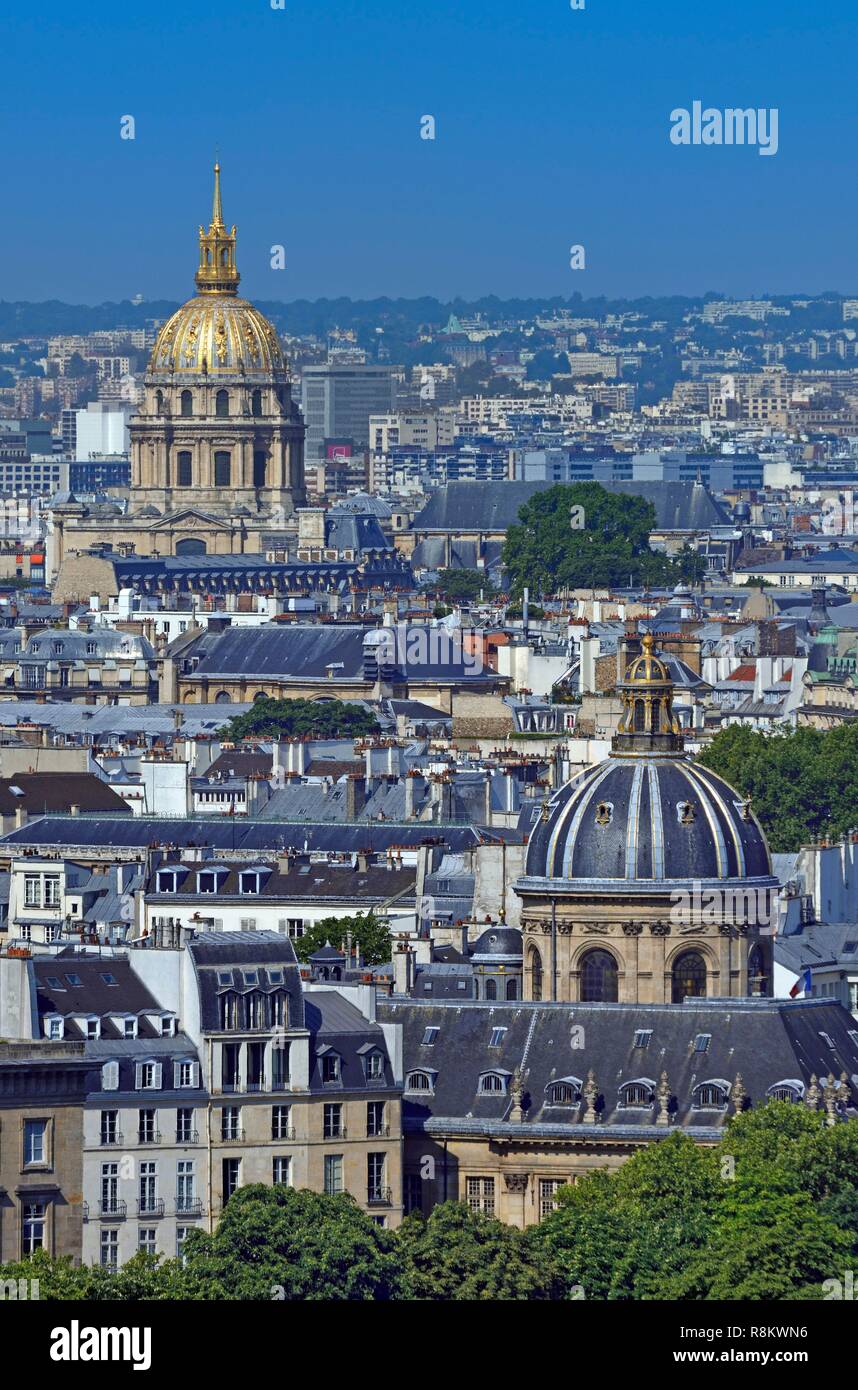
left=484, top=978, right=497, bottom=1000
left=506, top=977, right=518, bottom=1001
left=177, top=451, right=192, bottom=487
left=545, top=1079, right=581, bottom=1106
left=651, top=700, right=661, bottom=731
left=214, top=691, right=232, bottom=704
left=529, top=945, right=543, bottom=1002
left=219, top=992, right=240, bottom=1030
left=748, top=944, right=767, bottom=997
left=580, top=949, right=618, bottom=1003
left=477, top=1072, right=506, bottom=1094
left=221, top=248, right=229, bottom=267
left=180, top=389, right=193, bottom=417
left=155, top=389, right=164, bottom=413
left=214, top=451, right=231, bottom=486
left=253, top=691, right=269, bottom=702
left=634, top=699, right=646, bottom=731
left=253, top=450, right=267, bottom=488
left=672, top=950, right=707, bottom=1003
left=251, top=389, right=263, bottom=417
left=619, top=1080, right=655, bottom=1108
left=176, top=537, right=207, bottom=556
left=405, top=1070, right=433, bottom=1093
left=692, top=1081, right=730, bottom=1110
left=767, top=1081, right=802, bottom=1104
left=215, top=389, right=229, bottom=419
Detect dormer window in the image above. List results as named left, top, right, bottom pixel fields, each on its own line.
left=477, top=1071, right=508, bottom=1095
left=619, top=1079, right=655, bottom=1108
left=767, top=1081, right=803, bottom=1104
left=545, top=1078, right=581, bottom=1106
left=322, top=1054, right=341, bottom=1084
left=364, top=1051, right=385, bottom=1082
left=157, top=870, right=178, bottom=893
left=45, top=1015, right=64, bottom=1040
left=160, top=1015, right=176, bottom=1038
left=86, top=642, right=96, bottom=656
left=198, top=869, right=226, bottom=894
left=123, top=1018, right=137, bottom=1039
left=239, top=872, right=261, bottom=895
left=692, top=1080, right=730, bottom=1110
left=85, top=1019, right=101, bottom=1040
left=405, top=1070, right=434, bottom=1094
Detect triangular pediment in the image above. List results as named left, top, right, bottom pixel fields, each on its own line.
left=144, top=507, right=237, bottom=530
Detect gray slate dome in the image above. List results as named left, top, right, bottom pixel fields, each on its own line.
left=471, top=926, right=523, bottom=960
left=525, top=757, right=772, bottom=884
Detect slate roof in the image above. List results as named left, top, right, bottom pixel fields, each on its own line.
left=187, top=930, right=305, bottom=1033
left=378, top=996, right=858, bottom=1136
left=146, top=857, right=415, bottom=905
left=0, top=773, right=130, bottom=817
left=412, top=480, right=730, bottom=534
left=303, top=989, right=396, bottom=1092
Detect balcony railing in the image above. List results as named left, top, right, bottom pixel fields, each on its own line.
left=100, top=1131, right=124, bottom=1146
left=98, top=1199, right=127, bottom=1220
left=137, top=1197, right=165, bottom=1217
left=323, top=1127, right=347, bottom=1141
left=220, top=1130, right=244, bottom=1144
left=367, top=1124, right=390, bottom=1138
left=138, top=1130, right=162, bottom=1145
left=271, top=1127, right=296, bottom=1142
left=175, top=1198, right=203, bottom=1217
left=176, top=1129, right=200, bottom=1145
left=367, top=1187, right=392, bottom=1207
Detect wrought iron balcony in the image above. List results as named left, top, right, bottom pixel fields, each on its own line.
left=367, top=1187, right=392, bottom=1207
left=137, top=1197, right=165, bottom=1217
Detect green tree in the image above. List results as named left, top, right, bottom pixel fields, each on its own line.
left=291, top=909, right=391, bottom=967
left=219, top=697, right=379, bottom=742
left=423, top=568, right=485, bottom=601
left=501, top=483, right=686, bottom=596
left=398, top=1203, right=563, bottom=1300
left=697, top=724, right=858, bottom=851
left=179, top=1185, right=404, bottom=1300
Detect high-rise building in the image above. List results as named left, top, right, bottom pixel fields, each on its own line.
left=301, top=364, right=396, bottom=460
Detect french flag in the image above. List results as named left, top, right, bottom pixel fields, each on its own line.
left=790, top=967, right=812, bottom=999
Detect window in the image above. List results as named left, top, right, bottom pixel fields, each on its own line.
left=322, top=1054, right=341, bottom=1084
left=139, top=1109, right=157, bottom=1144
left=221, top=1107, right=241, bottom=1141
left=692, top=1034, right=712, bottom=1054
left=101, top=1060, right=119, bottom=1091
left=239, top=873, right=260, bottom=895
left=529, top=945, right=543, bottom=1002
left=100, top=1110, right=120, bottom=1146
left=633, top=1029, right=653, bottom=1049
left=420, top=1026, right=439, bottom=1046
left=177, top=1160, right=195, bottom=1211
left=180, top=389, right=193, bottom=417
left=222, top=1158, right=240, bottom=1204
left=466, top=1176, right=495, bottom=1216
left=323, top=1103, right=344, bottom=1139
left=620, top=1081, right=654, bottom=1107
left=176, top=1108, right=195, bottom=1143
left=404, top=1174, right=423, bottom=1215
left=176, top=1226, right=191, bottom=1265
left=478, top=1072, right=506, bottom=1094
left=768, top=1082, right=802, bottom=1104
left=157, top=870, right=178, bottom=893
left=673, top=951, right=707, bottom=1003
left=506, top=977, right=518, bottom=1001
left=484, top=979, right=497, bottom=1000
left=273, top=1156, right=291, bottom=1185
left=693, top=1082, right=729, bottom=1110
left=176, top=1061, right=198, bottom=1089
left=214, top=451, right=231, bottom=486
left=101, top=1162, right=120, bottom=1214
left=545, top=1079, right=581, bottom=1105
left=539, top=1179, right=565, bottom=1220
left=99, top=972, right=118, bottom=987
left=46, top=1016, right=63, bottom=1040
left=489, top=1027, right=507, bottom=1048
left=367, top=1101, right=386, bottom=1137
left=139, top=1161, right=158, bottom=1214
left=137, top=1062, right=161, bottom=1089
left=24, top=874, right=41, bottom=907
left=323, top=1154, right=343, bottom=1196
left=177, top=451, right=192, bottom=486
left=138, top=1228, right=157, bottom=1257
left=367, top=1152, right=387, bottom=1203
left=22, top=1201, right=46, bottom=1255
left=100, top=1229, right=119, bottom=1270
left=251, top=389, right=263, bottom=418
left=364, top=1051, right=385, bottom=1082
left=24, top=1119, right=47, bottom=1166
left=580, top=949, right=618, bottom=1003
left=272, top=1105, right=291, bottom=1140
left=405, top=1070, right=433, bottom=1094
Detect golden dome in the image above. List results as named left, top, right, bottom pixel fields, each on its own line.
left=148, top=163, right=285, bottom=376
left=625, top=631, right=670, bottom=686
left=149, top=296, right=284, bottom=374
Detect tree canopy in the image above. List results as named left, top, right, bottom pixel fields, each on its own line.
left=219, top=697, right=379, bottom=742
left=422, top=567, right=486, bottom=601
left=291, top=909, right=391, bottom=967
left=501, top=483, right=704, bottom=596
left=697, top=723, right=858, bottom=851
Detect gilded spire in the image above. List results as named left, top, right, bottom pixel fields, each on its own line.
left=195, top=161, right=240, bottom=296
left=212, top=161, right=224, bottom=229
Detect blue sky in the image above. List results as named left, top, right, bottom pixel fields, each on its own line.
left=1, top=0, right=856, bottom=302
